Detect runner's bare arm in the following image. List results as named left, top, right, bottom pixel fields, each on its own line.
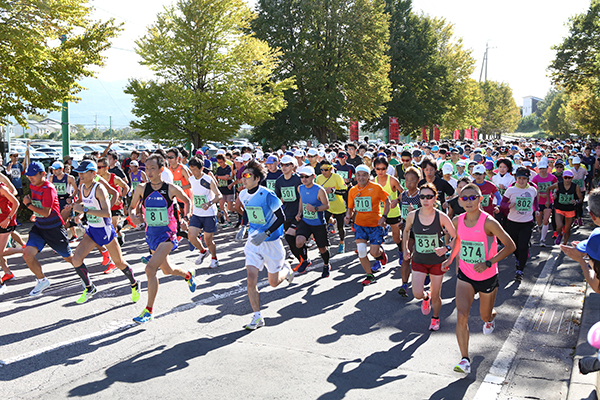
left=317, top=187, right=329, bottom=212
left=169, top=183, right=191, bottom=217
left=96, top=176, right=119, bottom=207
left=0, top=173, right=18, bottom=196
left=484, top=217, right=516, bottom=265
left=209, top=177, right=223, bottom=204
left=441, top=217, right=461, bottom=271
left=402, top=211, right=415, bottom=257
left=114, top=176, right=130, bottom=194
left=234, top=196, right=244, bottom=215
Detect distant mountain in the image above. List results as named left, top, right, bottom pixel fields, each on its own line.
left=48, top=78, right=135, bottom=129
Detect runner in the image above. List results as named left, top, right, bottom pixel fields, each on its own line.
left=22, top=161, right=75, bottom=296
left=531, top=159, right=557, bottom=247
left=547, top=169, right=583, bottom=245
left=397, top=166, right=422, bottom=297
left=48, top=161, right=78, bottom=241
left=442, top=183, right=516, bottom=374
left=470, top=164, right=501, bottom=216
left=296, top=165, right=332, bottom=278
left=0, top=179, right=23, bottom=291
left=418, top=159, right=455, bottom=208
left=316, top=159, right=348, bottom=254
left=97, top=157, right=130, bottom=247
left=235, top=159, right=294, bottom=330
left=570, top=156, right=588, bottom=227
left=187, top=155, right=222, bottom=269
left=501, top=167, right=539, bottom=281
left=344, top=165, right=390, bottom=286
left=215, top=153, right=235, bottom=227
left=128, top=154, right=195, bottom=324
left=403, top=183, right=456, bottom=331
left=70, top=160, right=141, bottom=304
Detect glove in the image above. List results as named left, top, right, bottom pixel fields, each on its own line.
left=250, top=231, right=268, bottom=246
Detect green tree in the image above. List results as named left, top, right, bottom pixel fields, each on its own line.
left=479, top=81, right=520, bottom=136
left=251, top=0, right=391, bottom=147
left=516, top=114, right=542, bottom=133
left=0, top=0, right=121, bottom=126
left=565, top=85, right=600, bottom=136
left=126, top=0, right=293, bottom=148
left=540, top=90, right=574, bottom=136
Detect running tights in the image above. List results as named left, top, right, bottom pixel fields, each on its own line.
left=75, top=264, right=92, bottom=289
left=285, top=234, right=303, bottom=262
left=506, top=220, right=534, bottom=272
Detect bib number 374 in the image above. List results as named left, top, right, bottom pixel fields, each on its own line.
left=461, top=241, right=485, bottom=265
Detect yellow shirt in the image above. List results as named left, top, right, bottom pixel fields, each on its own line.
left=316, top=172, right=347, bottom=215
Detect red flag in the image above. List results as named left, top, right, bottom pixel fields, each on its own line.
left=389, top=117, right=399, bottom=141
left=473, top=128, right=479, bottom=141
left=453, top=129, right=459, bottom=140
left=434, top=125, right=440, bottom=141
left=350, top=121, right=359, bottom=142
left=422, top=126, right=427, bottom=141
left=465, top=128, right=472, bottom=139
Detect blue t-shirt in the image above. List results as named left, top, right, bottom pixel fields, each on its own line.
left=6, top=163, right=23, bottom=189
left=240, top=186, right=283, bottom=241
left=299, top=183, right=325, bottom=225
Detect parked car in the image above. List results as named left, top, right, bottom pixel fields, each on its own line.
left=35, top=147, right=62, bottom=160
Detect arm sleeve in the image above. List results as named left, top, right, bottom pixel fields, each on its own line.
left=494, top=190, right=502, bottom=204
left=266, top=207, right=285, bottom=235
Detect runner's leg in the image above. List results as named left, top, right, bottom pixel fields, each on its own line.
left=456, top=278, right=476, bottom=359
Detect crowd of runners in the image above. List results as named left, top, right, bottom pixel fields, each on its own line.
left=2, top=136, right=600, bottom=374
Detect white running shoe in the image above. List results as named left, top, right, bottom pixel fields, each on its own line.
left=454, top=358, right=471, bottom=374
left=285, top=265, right=295, bottom=284
left=0, top=284, right=6, bottom=295
left=209, top=259, right=219, bottom=269
left=244, top=315, right=265, bottom=330
left=30, top=278, right=50, bottom=296
left=483, top=320, right=496, bottom=335
left=195, top=251, right=209, bottom=265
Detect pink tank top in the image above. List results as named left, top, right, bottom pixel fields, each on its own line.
left=457, top=212, right=498, bottom=281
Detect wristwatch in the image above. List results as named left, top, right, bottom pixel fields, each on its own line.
left=485, top=260, right=492, bottom=268
left=446, top=245, right=452, bottom=251
left=83, top=207, right=89, bottom=213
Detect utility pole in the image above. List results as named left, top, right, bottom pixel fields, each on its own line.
left=479, top=41, right=496, bottom=82
left=95, top=114, right=97, bottom=130
left=109, top=116, right=112, bottom=140
left=60, top=34, right=70, bottom=160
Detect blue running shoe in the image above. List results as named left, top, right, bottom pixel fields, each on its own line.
left=133, top=308, right=153, bottom=324
left=371, top=261, right=382, bottom=273
left=186, top=270, right=196, bottom=293
left=398, top=251, right=403, bottom=261
left=424, top=274, right=430, bottom=286
left=327, top=223, right=335, bottom=234
left=189, top=241, right=195, bottom=252
left=297, top=259, right=312, bottom=274
left=141, top=255, right=152, bottom=264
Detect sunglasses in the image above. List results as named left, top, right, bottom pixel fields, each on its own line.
left=375, top=167, right=387, bottom=171
left=563, top=176, right=573, bottom=179
left=300, top=175, right=312, bottom=179
left=402, top=158, right=412, bottom=162
left=242, top=172, right=253, bottom=178
left=98, top=165, right=107, bottom=169
left=460, top=195, right=480, bottom=201
left=167, top=155, right=176, bottom=159
left=281, top=163, right=294, bottom=167
left=320, top=167, right=331, bottom=171
left=419, top=194, right=435, bottom=200
left=308, top=155, right=316, bottom=158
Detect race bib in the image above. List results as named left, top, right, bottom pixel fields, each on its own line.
left=400, top=179, right=407, bottom=190
left=132, top=181, right=140, bottom=190
left=481, top=194, right=490, bottom=208
left=573, top=179, right=585, bottom=190
left=401, top=203, right=418, bottom=219
left=54, top=182, right=67, bottom=196
left=173, top=180, right=183, bottom=187
left=515, top=196, right=533, bottom=212
left=194, top=195, right=208, bottom=208
left=10, top=169, right=20, bottom=179
left=145, top=207, right=169, bottom=226
left=337, top=170, right=349, bottom=180
left=281, top=186, right=297, bottom=202
left=415, top=234, right=438, bottom=254
left=327, top=191, right=336, bottom=202
left=303, top=203, right=318, bottom=220
left=559, top=193, right=574, bottom=205
left=266, top=180, right=276, bottom=191
left=218, top=179, right=228, bottom=187
left=354, top=196, right=372, bottom=212
left=86, top=207, right=101, bottom=224
left=461, top=241, right=486, bottom=265
left=246, top=206, right=266, bottom=225
left=537, top=181, right=551, bottom=194
left=32, top=199, right=44, bottom=218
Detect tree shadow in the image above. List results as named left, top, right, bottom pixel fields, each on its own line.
left=67, top=329, right=247, bottom=397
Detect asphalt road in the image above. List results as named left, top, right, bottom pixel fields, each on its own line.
left=0, top=220, right=590, bottom=400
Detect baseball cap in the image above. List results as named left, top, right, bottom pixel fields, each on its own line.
left=432, top=145, right=439, bottom=152
left=51, top=161, right=64, bottom=170
left=412, top=150, right=422, bottom=158
left=242, top=153, right=252, bottom=161
left=280, top=155, right=295, bottom=165
left=26, top=161, right=45, bottom=176
left=364, top=152, right=373, bottom=159
left=9, top=150, right=19, bottom=156
left=130, top=160, right=139, bottom=167
left=234, top=156, right=243, bottom=163
left=298, top=166, right=315, bottom=176
left=216, top=149, right=226, bottom=155
left=307, top=148, right=318, bottom=156
left=456, top=160, right=466, bottom=167
left=442, top=163, right=454, bottom=174
left=472, top=164, right=486, bottom=175
left=265, top=156, right=278, bottom=165
left=294, top=149, right=305, bottom=158
left=473, top=154, right=483, bottom=162
left=484, top=161, right=494, bottom=170
left=337, top=151, right=347, bottom=158
left=573, top=156, right=581, bottom=164
left=73, top=160, right=97, bottom=173
left=576, top=228, right=600, bottom=260
left=515, top=167, right=530, bottom=178
left=563, top=170, right=574, bottom=177
left=538, top=159, right=548, bottom=168
left=356, top=165, right=370, bottom=174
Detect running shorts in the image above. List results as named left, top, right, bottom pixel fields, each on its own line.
left=27, top=225, right=72, bottom=258
left=190, top=215, right=217, bottom=233
left=296, top=220, right=329, bottom=248
left=457, top=268, right=499, bottom=294
left=353, top=224, right=384, bottom=245
left=245, top=237, right=287, bottom=274
left=86, top=225, right=117, bottom=247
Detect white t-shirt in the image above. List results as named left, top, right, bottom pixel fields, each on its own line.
left=161, top=167, right=174, bottom=184
left=493, top=173, right=516, bottom=194
left=189, top=174, right=217, bottom=216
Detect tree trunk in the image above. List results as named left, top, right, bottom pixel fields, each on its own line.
left=313, top=126, right=329, bottom=144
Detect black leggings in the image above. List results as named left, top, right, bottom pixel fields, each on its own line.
left=325, top=211, right=346, bottom=241
left=506, top=219, right=534, bottom=272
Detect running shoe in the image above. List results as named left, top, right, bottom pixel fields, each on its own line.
left=195, top=250, right=209, bottom=265
left=429, top=318, right=440, bottom=331
left=371, top=261, right=382, bottom=273
left=424, top=274, right=430, bottom=286
left=209, top=259, right=219, bottom=269
left=69, top=235, right=79, bottom=243
left=398, top=283, right=409, bottom=297
left=285, top=265, right=295, bottom=284
left=0, top=284, right=6, bottom=295
left=307, top=238, right=316, bottom=248
left=483, top=320, right=496, bottom=335
left=555, top=234, right=563, bottom=245
left=540, top=242, right=547, bottom=248
left=1, top=272, right=14, bottom=283
left=29, top=278, right=50, bottom=296
left=579, top=217, right=584, bottom=226
left=117, top=233, right=125, bottom=247
left=338, top=243, right=345, bottom=254
left=244, top=315, right=265, bottom=330
left=328, top=223, right=335, bottom=234
left=235, top=226, right=247, bottom=241
left=552, top=231, right=558, bottom=239
left=321, top=265, right=330, bottom=278
left=186, top=270, right=197, bottom=293
left=297, top=259, right=312, bottom=274
left=293, top=256, right=304, bottom=272
left=133, top=308, right=153, bottom=324
left=141, top=255, right=152, bottom=264
left=131, top=283, right=141, bottom=303
left=76, top=285, right=98, bottom=304
left=101, top=251, right=111, bottom=266
left=454, top=359, right=471, bottom=374
left=188, top=241, right=196, bottom=252
left=421, top=291, right=431, bottom=315
left=398, top=251, right=403, bottom=261
left=103, top=262, right=117, bottom=274
left=360, top=274, right=375, bottom=286
left=126, top=216, right=137, bottom=229
left=515, top=270, right=523, bottom=282
left=380, top=250, right=388, bottom=266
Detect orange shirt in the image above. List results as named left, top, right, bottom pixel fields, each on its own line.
left=348, top=181, right=389, bottom=227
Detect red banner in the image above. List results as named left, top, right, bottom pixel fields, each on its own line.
left=350, top=121, right=359, bottom=142
left=454, top=129, right=459, bottom=140
left=389, top=117, right=399, bottom=142
left=465, top=127, right=472, bottom=139
left=422, top=126, right=428, bottom=141
left=473, top=128, right=479, bottom=141
left=434, top=125, right=440, bottom=141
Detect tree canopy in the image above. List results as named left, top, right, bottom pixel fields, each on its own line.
left=479, top=81, right=520, bottom=136
left=251, top=0, right=391, bottom=147
left=126, top=0, right=293, bottom=148
left=0, top=0, right=121, bottom=126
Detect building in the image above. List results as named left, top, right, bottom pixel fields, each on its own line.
left=522, top=96, right=543, bottom=117
left=11, top=118, right=76, bottom=138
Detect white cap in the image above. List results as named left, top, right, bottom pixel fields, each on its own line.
left=242, top=153, right=252, bottom=161
left=442, top=163, right=454, bottom=174
left=523, top=161, right=532, bottom=167
left=573, top=156, right=581, bottom=164
left=364, top=152, right=373, bottom=159
left=307, top=148, right=318, bottom=156
left=234, top=156, right=243, bottom=163
left=326, top=153, right=335, bottom=162
left=277, top=149, right=283, bottom=156
left=318, top=150, right=326, bottom=157
left=298, top=166, right=315, bottom=176
left=256, top=150, right=264, bottom=158
left=294, top=149, right=305, bottom=158
left=456, top=160, right=466, bottom=167
left=51, top=161, right=64, bottom=170
left=473, top=164, right=486, bottom=175
left=280, top=155, right=296, bottom=166
left=130, top=160, right=139, bottom=167
left=216, top=149, right=226, bottom=155
left=355, top=165, right=370, bottom=174
left=538, top=158, right=549, bottom=168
